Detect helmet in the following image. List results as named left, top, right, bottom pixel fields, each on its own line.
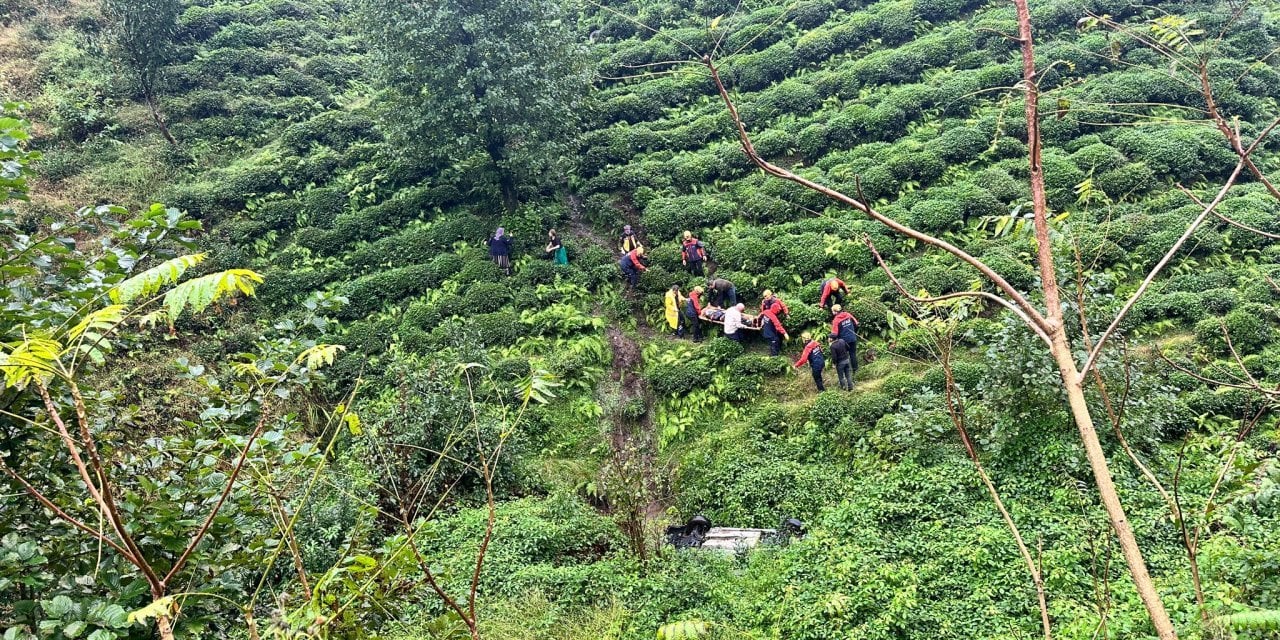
left=693, top=286, right=704, bottom=293
left=801, top=332, right=812, bottom=341
left=636, top=246, right=646, bottom=256
left=762, top=289, right=773, bottom=298
left=683, top=231, right=693, bottom=240
left=832, top=304, right=842, bottom=313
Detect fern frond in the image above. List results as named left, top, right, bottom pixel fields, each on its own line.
left=0, top=336, right=63, bottom=389
left=162, top=269, right=264, bottom=319
left=66, top=305, right=127, bottom=342
left=1216, top=609, right=1280, bottom=631
left=109, top=254, right=206, bottom=304
left=294, top=344, right=345, bottom=370
left=656, top=620, right=708, bottom=640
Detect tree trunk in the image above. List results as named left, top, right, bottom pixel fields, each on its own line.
left=1049, top=333, right=1177, bottom=639
left=156, top=614, right=176, bottom=640
left=142, top=86, right=178, bottom=147
left=498, top=170, right=519, bottom=215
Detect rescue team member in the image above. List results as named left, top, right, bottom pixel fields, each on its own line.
left=831, top=304, right=859, bottom=346
left=485, top=227, right=514, bottom=275
left=545, top=229, right=567, bottom=265
left=723, top=303, right=746, bottom=343
left=760, top=290, right=790, bottom=318
left=619, top=246, right=647, bottom=288
left=793, top=333, right=826, bottom=392
left=684, top=285, right=705, bottom=342
left=829, top=333, right=854, bottom=391
left=681, top=231, right=709, bottom=277
left=818, top=276, right=849, bottom=310
left=707, top=278, right=737, bottom=308
left=759, top=308, right=789, bottom=356
left=620, top=224, right=641, bottom=254
left=664, top=285, right=686, bottom=337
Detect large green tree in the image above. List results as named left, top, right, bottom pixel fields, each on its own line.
left=357, top=0, right=591, bottom=213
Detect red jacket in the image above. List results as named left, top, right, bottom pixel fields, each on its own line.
left=761, top=296, right=790, bottom=316
left=759, top=308, right=788, bottom=339
left=819, top=278, right=849, bottom=307
left=626, top=249, right=647, bottom=271
left=688, top=290, right=704, bottom=315
left=831, top=311, right=859, bottom=334
left=793, top=340, right=822, bottom=367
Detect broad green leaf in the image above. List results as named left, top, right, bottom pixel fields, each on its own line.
left=66, top=305, right=127, bottom=342
left=295, top=344, right=345, bottom=370
left=108, top=254, right=206, bottom=304
left=162, top=269, right=264, bottom=319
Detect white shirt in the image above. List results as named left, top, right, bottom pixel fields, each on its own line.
left=723, top=307, right=742, bottom=334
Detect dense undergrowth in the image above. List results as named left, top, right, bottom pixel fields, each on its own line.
left=2, top=0, right=1280, bottom=637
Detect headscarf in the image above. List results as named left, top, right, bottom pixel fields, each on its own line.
left=623, top=224, right=632, bottom=233
left=494, top=227, right=505, bottom=239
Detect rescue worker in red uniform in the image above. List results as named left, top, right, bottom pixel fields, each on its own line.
left=818, top=277, right=849, bottom=310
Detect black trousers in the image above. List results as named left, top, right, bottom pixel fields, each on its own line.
left=683, top=311, right=702, bottom=340
left=687, top=260, right=704, bottom=277
left=811, top=366, right=825, bottom=391
left=767, top=335, right=781, bottom=356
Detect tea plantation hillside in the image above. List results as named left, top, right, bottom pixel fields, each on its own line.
left=2, top=0, right=1280, bottom=637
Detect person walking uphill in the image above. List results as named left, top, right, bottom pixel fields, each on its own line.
left=759, top=307, right=789, bottom=356
left=829, top=333, right=854, bottom=391
left=681, top=231, right=709, bottom=277
left=545, top=229, right=567, bottom=265
left=818, top=276, right=849, bottom=310
left=619, top=246, right=647, bottom=288
left=793, top=334, right=826, bottom=392
left=830, top=304, right=859, bottom=346
left=684, top=285, right=705, bottom=342
left=619, top=224, right=642, bottom=255
left=707, top=278, right=737, bottom=308
left=723, top=303, right=746, bottom=343
left=486, top=228, right=514, bottom=275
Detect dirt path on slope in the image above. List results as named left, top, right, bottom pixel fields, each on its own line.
left=602, top=325, right=667, bottom=554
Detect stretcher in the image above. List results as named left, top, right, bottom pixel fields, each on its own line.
left=697, top=306, right=761, bottom=331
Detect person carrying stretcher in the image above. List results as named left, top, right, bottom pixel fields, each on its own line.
left=759, top=308, right=788, bottom=356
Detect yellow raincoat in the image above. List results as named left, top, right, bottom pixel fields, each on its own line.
left=664, top=290, right=681, bottom=331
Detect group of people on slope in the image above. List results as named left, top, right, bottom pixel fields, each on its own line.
left=619, top=226, right=711, bottom=287
left=484, top=227, right=568, bottom=276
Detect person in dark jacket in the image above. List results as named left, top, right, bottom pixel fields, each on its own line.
left=829, top=333, right=854, bottom=391
left=619, top=246, right=647, bottom=288
left=681, top=231, right=709, bottom=277
left=830, top=304, right=859, bottom=346
left=684, top=285, right=705, bottom=342
left=759, top=308, right=789, bottom=356
left=793, top=334, right=826, bottom=392
left=485, top=228, right=514, bottom=275
left=706, top=278, right=737, bottom=308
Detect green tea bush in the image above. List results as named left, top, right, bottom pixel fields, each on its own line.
left=1041, top=149, right=1087, bottom=211
left=1199, top=288, right=1240, bottom=315
left=730, top=42, right=800, bottom=91
left=734, top=354, right=789, bottom=377
left=795, top=27, right=837, bottom=62
left=704, top=337, right=745, bottom=366
left=892, top=326, right=936, bottom=358
left=642, top=195, right=736, bottom=240
left=879, top=371, right=923, bottom=399
left=724, top=23, right=783, bottom=54
left=1069, top=142, right=1126, bottom=173
left=337, top=263, right=433, bottom=319
left=472, top=311, right=523, bottom=346
left=932, top=126, right=988, bottom=163
left=280, top=110, right=380, bottom=152
left=809, top=391, right=854, bottom=431
left=463, top=282, right=513, bottom=314
left=849, top=391, right=894, bottom=425
left=910, top=199, right=965, bottom=232
left=455, top=256, right=503, bottom=285
left=1195, top=305, right=1274, bottom=355
left=1095, top=162, right=1157, bottom=199
left=648, top=360, right=714, bottom=397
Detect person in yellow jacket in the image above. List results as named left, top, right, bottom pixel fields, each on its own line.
left=664, top=284, right=686, bottom=337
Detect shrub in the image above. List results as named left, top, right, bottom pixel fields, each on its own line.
left=704, top=337, right=745, bottom=366
left=796, top=27, right=837, bottom=62
left=790, top=0, right=836, bottom=29
left=730, top=42, right=800, bottom=91
left=455, top=257, right=503, bottom=285
left=734, top=354, right=789, bottom=377
left=462, top=281, right=513, bottom=314
left=648, top=360, right=714, bottom=396
left=910, top=199, right=966, bottom=232
left=849, top=391, right=894, bottom=425
left=1199, top=288, right=1239, bottom=315
left=891, top=326, right=935, bottom=358
left=1069, top=142, right=1126, bottom=173
left=1041, top=149, right=1087, bottom=211
left=472, top=311, right=523, bottom=347
left=810, top=391, right=853, bottom=431
left=642, top=196, right=736, bottom=240
left=933, top=126, right=988, bottom=162
left=1196, top=305, right=1274, bottom=355
left=301, top=187, right=346, bottom=227
left=879, top=371, right=922, bottom=399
